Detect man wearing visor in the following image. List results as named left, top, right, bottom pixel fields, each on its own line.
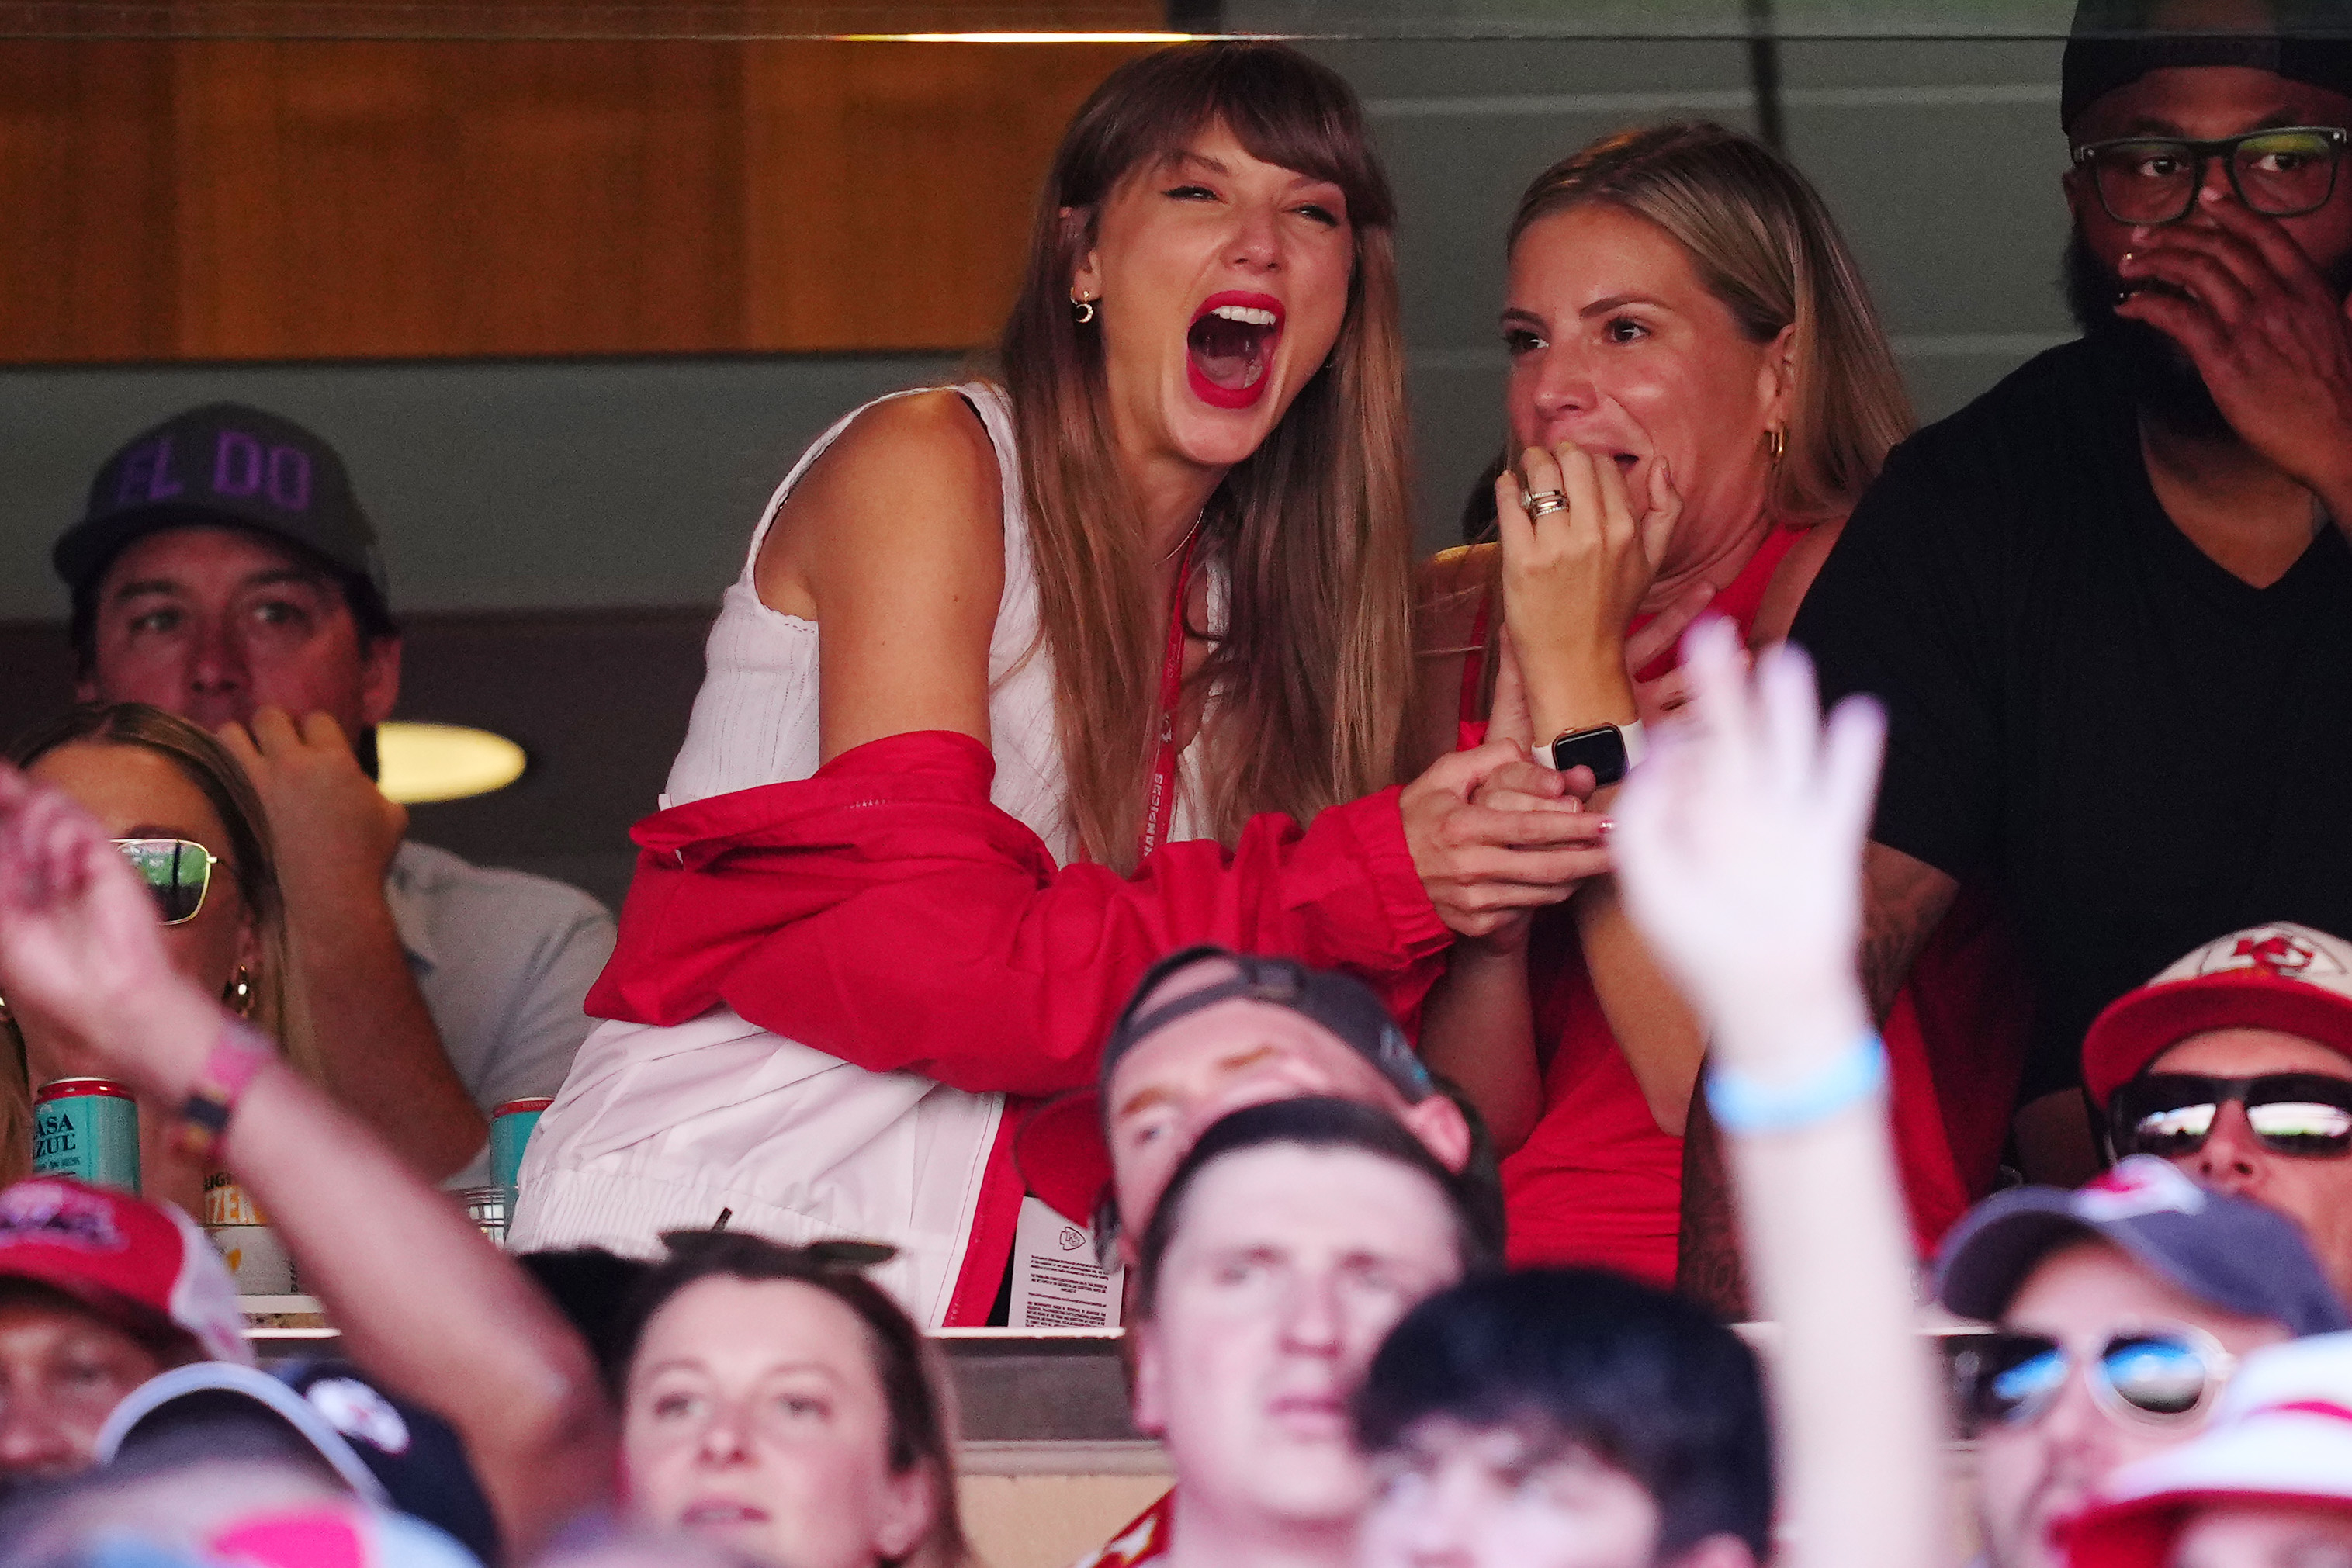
left=2085, top=921, right=2352, bottom=1300
left=1935, top=1155, right=2347, bottom=1568
left=1012, top=944, right=1491, bottom=1282
left=1717, top=0, right=2352, bottom=1298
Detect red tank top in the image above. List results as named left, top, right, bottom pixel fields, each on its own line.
left=1456, top=529, right=2028, bottom=1283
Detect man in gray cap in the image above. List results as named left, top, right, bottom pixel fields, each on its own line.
left=1938, top=1154, right=2350, bottom=1568
left=1685, top=0, right=2352, bottom=1313
left=54, top=403, right=615, bottom=1184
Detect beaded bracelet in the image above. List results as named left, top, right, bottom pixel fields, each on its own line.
left=175, top=1019, right=275, bottom=1161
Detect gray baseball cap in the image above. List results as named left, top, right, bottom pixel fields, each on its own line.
left=56, top=403, right=388, bottom=604
left=1938, top=1156, right=2350, bottom=1337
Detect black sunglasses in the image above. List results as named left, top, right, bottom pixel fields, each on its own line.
left=1952, top=1327, right=2234, bottom=1432
left=2110, top=1071, right=2352, bottom=1159
left=2073, top=125, right=2350, bottom=226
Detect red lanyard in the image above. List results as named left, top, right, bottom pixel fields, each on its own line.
left=1138, top=528, right=1204, bottom=864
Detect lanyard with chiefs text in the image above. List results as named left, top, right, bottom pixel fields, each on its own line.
left=1138, top=526, right=1204, bottom=864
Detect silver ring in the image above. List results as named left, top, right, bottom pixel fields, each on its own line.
left=1522, top=489, right=1569, bottom=517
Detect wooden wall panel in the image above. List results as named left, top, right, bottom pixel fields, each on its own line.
left=742, top=41, right=1146, bottom=350
left=0, top=32, right=1155, bottom=362
left=0, top=43, right=180, bottom=361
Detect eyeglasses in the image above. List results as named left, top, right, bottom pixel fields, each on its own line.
left=2073, top=126, right=2350, bottom=226
left=113, top=838, right=218, bottom=926
left=1953, top=1326, right=2236, bottom=1432
left=2111, top=1071, right=2352, bottom=1160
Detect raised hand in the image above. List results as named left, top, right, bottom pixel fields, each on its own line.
left=1609, top=620, right=1884, bottom=1071
left=0, top=764, right=217, bottom=1097
left=215, top=708, right=409, bottom=893
left=1495, top=443, right=1680, bottom=739
left=2116, top=189, right=2352, bottom=506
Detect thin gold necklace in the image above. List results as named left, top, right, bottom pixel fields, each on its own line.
left=1159, top=507, right=1206, bottom=566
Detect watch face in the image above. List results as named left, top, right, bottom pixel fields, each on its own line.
left=1550, top=725, right=1630, bottom=786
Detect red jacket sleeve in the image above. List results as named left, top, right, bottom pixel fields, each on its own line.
left=586, top=730, right=1453, bottom=1097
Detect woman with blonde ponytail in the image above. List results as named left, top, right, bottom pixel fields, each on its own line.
left=513, top=41, right=1604, bottom=1322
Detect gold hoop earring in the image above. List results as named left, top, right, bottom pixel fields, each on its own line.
left=226, top=966, right=255, bottom=1019
left=1765, top=427, right=1786, bottom=466
left=1072, top=294, right=1096, bottom=326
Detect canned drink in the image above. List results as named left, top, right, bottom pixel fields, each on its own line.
left=208, top=1223, right=297, bottom=1294
left=490, top=1097, right=553, bottom=1201
left=32, top=1079, right=140, bottom=1192
left=203, top=1171, right=264, bottom=1226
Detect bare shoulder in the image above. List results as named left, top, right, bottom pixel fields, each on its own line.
left=1414, top=542, right=1498, bottom=651
left=756, top=389, right=1005, bottom=618
left=1752, top=514, right=1847, bottom=646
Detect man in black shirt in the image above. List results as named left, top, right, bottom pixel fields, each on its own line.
left=1680, top=1, right=2352, bottom=1312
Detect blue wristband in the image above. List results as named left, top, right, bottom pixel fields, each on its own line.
left=1705, top=1033, right=1888, bottom=1136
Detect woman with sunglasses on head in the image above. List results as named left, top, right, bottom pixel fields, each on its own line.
left=510, top=41, right=1602, bottom=1321
left=1409, top=121, right=2026, bottom=1293
left=3, top=703, right=318, bottom=1213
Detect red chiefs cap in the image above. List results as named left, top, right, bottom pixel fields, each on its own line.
left=2082, top=923, right=2352, bottom=1109
left=0, top=1176, right=250, bottom=1366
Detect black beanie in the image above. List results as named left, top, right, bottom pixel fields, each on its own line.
left=2063, top=0, right=2352, bottom=134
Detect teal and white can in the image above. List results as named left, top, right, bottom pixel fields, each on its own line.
left=32, top=1079, right=141, bottom=1192
left=490, top=1096, right=553, bottom=1203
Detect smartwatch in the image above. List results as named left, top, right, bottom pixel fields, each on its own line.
left=1542, top=719, right=1647, bottom=786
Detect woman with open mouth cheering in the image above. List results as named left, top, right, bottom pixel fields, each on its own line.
left=508, top=41, right=1609, bottom=1323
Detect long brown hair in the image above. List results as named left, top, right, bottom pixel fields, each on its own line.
left=618, top=1232, right=971, bottom=1568
left=2, top=704, right=317, bottom=1177
left=999, top=41, right=1414, bottom=871
left=1509, top=121, right=1912, bottom=525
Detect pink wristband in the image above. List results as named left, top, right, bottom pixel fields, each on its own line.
left=176, top=1019, right=275, bottom=1161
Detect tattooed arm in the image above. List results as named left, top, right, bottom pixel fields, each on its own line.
left=1675, top=841, right=1959, bottom=1317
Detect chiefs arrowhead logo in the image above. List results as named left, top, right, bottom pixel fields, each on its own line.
left=2207, top=928, right=2342, bottom=982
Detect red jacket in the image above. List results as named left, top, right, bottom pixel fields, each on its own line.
left=586, top=729, right=1453, bottom=1317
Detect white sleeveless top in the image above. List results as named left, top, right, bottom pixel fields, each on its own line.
left=511, top=382, right=1207, bottom=1324
left=662, top=382, right=1090, bottom=856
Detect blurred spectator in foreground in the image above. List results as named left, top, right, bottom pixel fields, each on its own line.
left=0, top=1176, right=246, bottom=1497
left=1013, top=944, right=1481, bottom=1286
left=1936, top=1156, right=2347, bottom=1568
left=607, top=1233, right=970, bottom=1568
left=2084, top=922, right=2352, bottom=1300
left=55, top=403, right=615, bottom=1185
left=90, top=1360, right=499, bottom=1564
left=0, top=756, right=613, bottom=1557
left=1352, top=1269, right=1773, bottom=1568
left=1076, top=1096, right=1495, bottom=1568
left=1682, top=0, right=2352, bottom=1308
left=5, top=704, right=320, bottom=1212
left=0, top=755, right=973, bottom=1568
left=2064, top=1330, right=2352, bottom=1568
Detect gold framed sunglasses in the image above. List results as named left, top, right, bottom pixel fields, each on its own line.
left=114, top=838, right=219, bottom=926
